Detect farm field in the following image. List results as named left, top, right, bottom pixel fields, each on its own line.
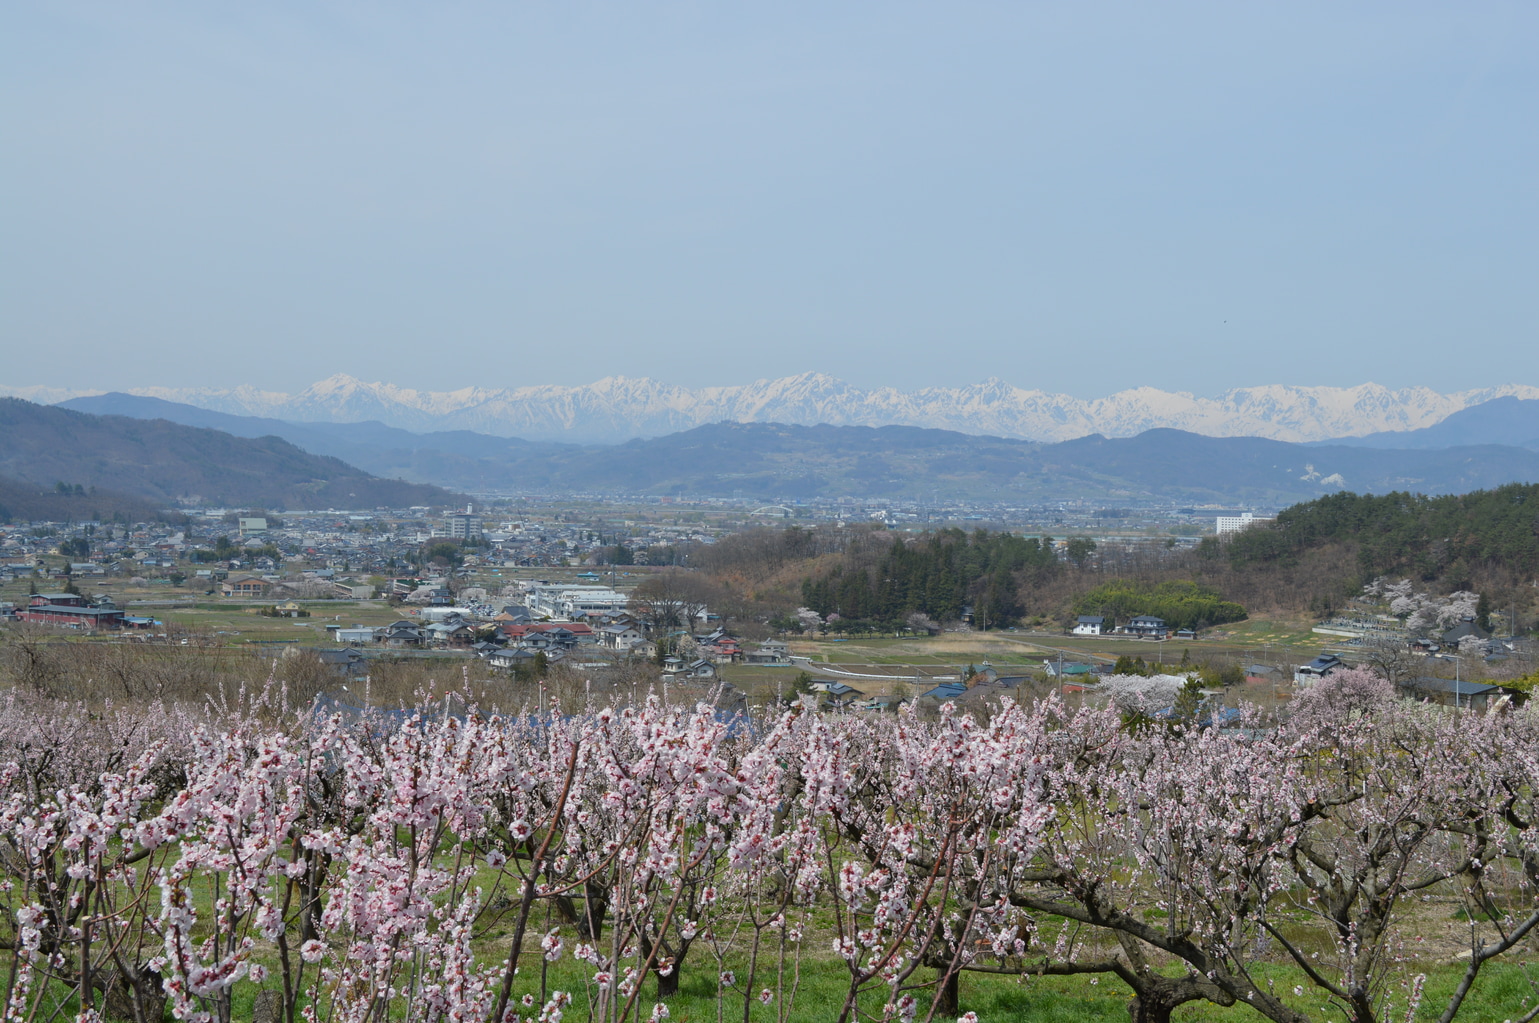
left=787, top=613, right=1335, bottom=677
left=734, top=614, right=1361, bottom=715
left=151, top=600, right=402, bottom=644
left=790, top=635, right=1051, bottom=667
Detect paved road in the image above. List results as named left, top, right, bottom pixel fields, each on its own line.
left=791, top=657, right=961, bottom=682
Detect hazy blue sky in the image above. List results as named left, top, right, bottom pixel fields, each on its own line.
left=3, top=2, right=1535, bottom=398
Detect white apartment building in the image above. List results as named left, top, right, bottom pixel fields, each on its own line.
left=525, top=583, right=629, bottom=620
left=1215, top=512, right=1273, bottom=536
left=433, top=512, right=484, bottom=540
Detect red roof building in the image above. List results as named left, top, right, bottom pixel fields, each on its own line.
left=19, top=593, right=125, bottom=630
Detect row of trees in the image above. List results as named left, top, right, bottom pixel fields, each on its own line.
left=5, top=674, right=1539, bottom=1022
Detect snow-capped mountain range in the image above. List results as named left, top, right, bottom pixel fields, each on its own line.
left=6, top=374, right=1538, bottom=445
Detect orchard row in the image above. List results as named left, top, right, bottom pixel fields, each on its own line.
left=1, top=670, right=1536, bottom=1023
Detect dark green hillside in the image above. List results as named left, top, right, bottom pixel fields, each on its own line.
left=0, top=399, right=462, bottom=510
left=1221, top=484, right=1539, bottom=583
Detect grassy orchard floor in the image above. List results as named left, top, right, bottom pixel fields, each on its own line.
left=10, top=765, right=1530, bottom=1022
left=62, top=918, right=1539, bottom=1023
left=405, top=864, right=1539, bottom=1019
left=454, top=958, right=1539, bottom=1023
left=29, top=859, right=1538, bottom=1023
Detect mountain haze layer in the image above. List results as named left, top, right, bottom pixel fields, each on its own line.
left=50, top=395, right=1539, bottom=505
left=1325, top=397, right=1539, bottom=451
left=15, top=375, right=1539, bottom=444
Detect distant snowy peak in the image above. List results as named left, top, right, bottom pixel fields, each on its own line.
left=7, top=374, right=1538, bottom=444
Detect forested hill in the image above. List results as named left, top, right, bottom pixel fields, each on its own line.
left=0, top=474, right=166, bottom=525
left=1221, top=484, right=1539, bottom=583
left=796, top=529, right=1256, bottom=632
left=0, top=399, right=463, bottom=511
left=788, top=486, right=1539, bottom=633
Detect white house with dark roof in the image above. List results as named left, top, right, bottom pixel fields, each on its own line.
left=599, top=623, right=644, bottom=651
left=1294, top=654, right=1345, bottom=685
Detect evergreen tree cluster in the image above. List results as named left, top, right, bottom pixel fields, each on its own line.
left=57, top=537, right=91, bottom=559
left=1073, top=579, right=1248, bottom=632
left=799, top=529, right=1058, bottom=629
left=1220, top=483, right=1539, bottom=582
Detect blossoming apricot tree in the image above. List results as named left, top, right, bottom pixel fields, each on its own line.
left=4, top=676, right=1539, bottom=1023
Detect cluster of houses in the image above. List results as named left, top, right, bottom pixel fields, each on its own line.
left=802, top=679, right=899, bottom=714
left=1409, top=617, right=1499, bottom=656
left=1, top=521, right=191, bottom=583
left=327, top=609, right=608, bottom=660
left=652, top=634, right=792, bottom=681
left=802, top=665, right=1037, bottom=716
left=0, top=503, right=735, bottom=604
left=1072, top=615, right=1199, bottom=641
left=1291, top=651, right=1529, bottom=712
left=321, top=593, right=795, bottom=684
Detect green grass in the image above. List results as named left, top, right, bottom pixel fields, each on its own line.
left=271, top=958, right=1539, bottom=1022
left=1451, top=906, right=1503, bottom=923
left=24, top=941, right=1537, bottom=1023
left=14, top=839, right=1538, bottom=1023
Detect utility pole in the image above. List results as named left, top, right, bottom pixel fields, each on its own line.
left=1447, top=653, right=1463, bottom=710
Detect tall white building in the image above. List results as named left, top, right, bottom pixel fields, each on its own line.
left=1215, top=512, right=1272, bottom=535
left=434, top=512, right=483, bottom=540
